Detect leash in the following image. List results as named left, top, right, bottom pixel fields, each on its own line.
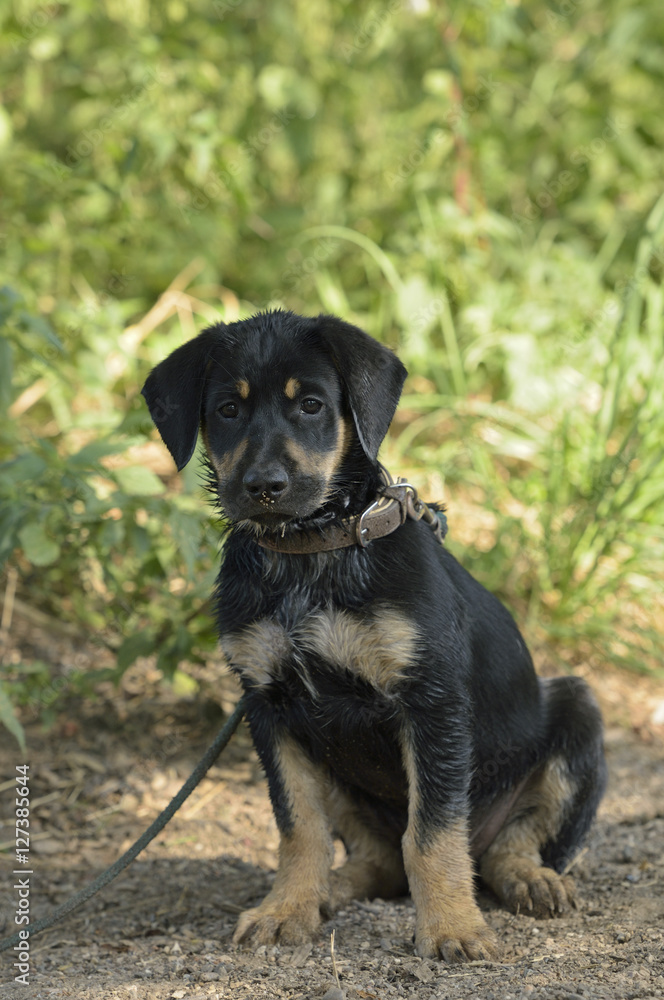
left=0, top=696, right=246, bottom=954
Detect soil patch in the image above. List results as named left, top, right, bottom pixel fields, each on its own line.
left=0, top=617, right=662, bottom=1000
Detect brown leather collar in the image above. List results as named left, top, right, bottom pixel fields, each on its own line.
left=257, top=469, right=446, bottom=555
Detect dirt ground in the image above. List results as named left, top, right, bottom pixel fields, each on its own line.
left=0, top=614, right=663, bottom=1000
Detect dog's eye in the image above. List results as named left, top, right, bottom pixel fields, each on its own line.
left=218, top=402, right=239, bottom=418
left=300, top=398, right=322, bottom=415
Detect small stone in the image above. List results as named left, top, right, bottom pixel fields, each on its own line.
left=411, top=962, right=435, bottom=983
left=321, top=988, right=345, bottom=1000
left=290, top=942, right=313, bottom=967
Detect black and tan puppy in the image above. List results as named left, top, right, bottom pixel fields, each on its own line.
left=142, top=310, right=606, bottom=962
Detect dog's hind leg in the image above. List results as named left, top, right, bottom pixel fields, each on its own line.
left=325, top=784, right=407, bottom=912
left=479, top=676, right=606, bottom=917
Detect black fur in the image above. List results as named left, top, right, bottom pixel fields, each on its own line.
left=142, top=309, right=606, bottom=961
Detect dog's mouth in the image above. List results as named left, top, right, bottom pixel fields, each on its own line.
left=219, top=494, right=330, bottom=532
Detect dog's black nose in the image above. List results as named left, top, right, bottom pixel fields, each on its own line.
left=243, top=465, right=289, bottom=503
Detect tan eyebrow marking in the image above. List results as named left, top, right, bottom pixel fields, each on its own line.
left=284, top=377, right=301, bottom=399
left=236, top=379, right=250, bottom=399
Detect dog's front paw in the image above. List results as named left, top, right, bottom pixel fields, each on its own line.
left=415, top=912, right=499, bottom=963
left=233, top=896, right=322, bottom=947
left=495, top=862, right=576, bottom=917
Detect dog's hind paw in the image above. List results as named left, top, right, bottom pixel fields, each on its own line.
left=495, top=862, right=577, bottom=918
left=233, top=898, right=321, bottom=947
left=414, top=914, right=499, bottom=963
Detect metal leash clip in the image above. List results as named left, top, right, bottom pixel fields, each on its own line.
left=354, top=466, right=446, bottom=548
left=382, top=475, right=446, bottom=545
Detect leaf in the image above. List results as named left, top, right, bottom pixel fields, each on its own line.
left=113, top=465, right=166, bottom=496
left=0, top=454, right=48, bottom=486
left=17, top=521, right=61, bottom=566
left=171, top=669, right=199, bottom=697
left=16, top=310, right=61, bottom=347
left=116, top=630, right=157, bottom=672
left=0, top=337, right=12, bottom=412
left=69, top=439, right=131, bottom=467
left=0, top=684, right=26, bottom=752
left=0, top=286, right=22, bottom=324
left=156, top=626, right=194, bottom=678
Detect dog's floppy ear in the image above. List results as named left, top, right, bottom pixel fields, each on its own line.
left=315, top=315, right=407, bottom=460
left=141, top=326, right=222, bottom=471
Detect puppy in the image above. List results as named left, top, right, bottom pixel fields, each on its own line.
left=142, top=310, right=606, bottom=962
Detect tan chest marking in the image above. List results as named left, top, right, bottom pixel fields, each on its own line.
left=297, top=606, right=418, bottom=692
left=221, top=619, right=292, bottom=687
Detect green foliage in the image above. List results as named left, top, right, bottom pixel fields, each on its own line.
left=1, top=0, right=663, bottom=742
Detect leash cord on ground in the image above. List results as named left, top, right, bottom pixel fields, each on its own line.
left=0, top=696, right=247, bottom=954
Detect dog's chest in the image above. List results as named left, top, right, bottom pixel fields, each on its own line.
left=221, top=604, right=418, bottom=696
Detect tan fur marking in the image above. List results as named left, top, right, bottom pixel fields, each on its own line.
left=233, top=737, right=333, bottom=946
left=332, top=415, right=352, bottom=472
left=221, top=619, right=292, bottom=688
left=479, top=757, right=577, bottom=916
left=284, top=377, right=301, bottom=399
left=297, top=606, right=417, bottom=692
left=401, top=739, right=498, bottom=961
left=209, top=436, right=248, bottom=482
left=326, top=783, right=407, bottom=910
left=236, top=378, right=250, bottom=399
left=284, top=416, right=353, bottom=489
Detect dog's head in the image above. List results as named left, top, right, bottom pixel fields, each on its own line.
left=142, top=310, right=407, bottom=530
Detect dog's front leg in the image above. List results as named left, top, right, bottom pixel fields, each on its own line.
left=401, top=720, right=499, bottom=963
left=234, top=731, right=333, bottom=946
